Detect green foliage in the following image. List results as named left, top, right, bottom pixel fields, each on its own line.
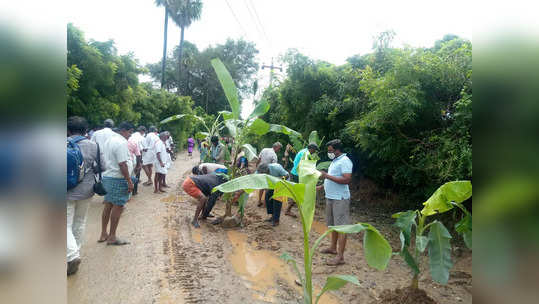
left=262, top=35, right=472, bottom=208
left=392, top=181, right=472, bottom=288
left=66, top=24, right=196, bottom=146
left=215, top=159, right=391, bottom=303
left=147, top=39, right=259, bottom=115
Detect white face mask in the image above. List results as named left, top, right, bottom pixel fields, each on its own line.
left=327, top=152, right=336, bottom=160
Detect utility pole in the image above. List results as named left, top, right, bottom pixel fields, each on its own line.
left=261, top=57, right=282, bottom=87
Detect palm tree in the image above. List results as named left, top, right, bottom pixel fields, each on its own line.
left=167, top=0, right=203, bottom=95
left=155, top=0, right=169, bottom=89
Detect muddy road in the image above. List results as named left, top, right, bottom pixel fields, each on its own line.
left=68, top=150, right=472, bottom=304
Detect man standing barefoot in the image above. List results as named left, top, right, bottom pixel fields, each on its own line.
left=317, top=139, right=353, bottom=266
left=99, top=122, right=134, bottom=246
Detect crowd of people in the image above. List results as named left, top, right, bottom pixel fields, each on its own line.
left=67, top=117, right=178, bottom=276
left=67, top=116, right=354, bottom=276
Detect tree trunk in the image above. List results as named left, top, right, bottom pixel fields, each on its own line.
left=160, top=8, right=168, bottom=89
left=177, top=25, right=185, bottom=95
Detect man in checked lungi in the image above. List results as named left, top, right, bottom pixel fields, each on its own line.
left=98, top=122, right=135, bottom=245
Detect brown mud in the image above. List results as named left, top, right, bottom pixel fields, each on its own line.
left=68, top=150, right=472, bottom=303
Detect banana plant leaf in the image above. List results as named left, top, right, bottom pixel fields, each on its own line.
left=308, top=131, right=320, bottom=146
left=269, top=124, right=302, bottom=138
left=160, top=114, right=206, bottom=125
left=248, top=118, right=270, bottom=135
left=315, top=275, right=360, bottom=304
left=211, top=58, right=240, bottom=119
left=219, top=110, right=234, bottom=120
left=421, top=181, right=472, bottom=216
left=247, top=100, right=270, bottom=120
left=241, top=144, right=258, bottom=161
left=428, top=221, right=453, bottom=284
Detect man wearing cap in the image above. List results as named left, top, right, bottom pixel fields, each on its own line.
left=286, top=143, right=319, bottom=216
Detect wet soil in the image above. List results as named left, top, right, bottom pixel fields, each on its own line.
left=374, top=287, right=438, bottom=304
left=67, top=150, right=472, bottom=303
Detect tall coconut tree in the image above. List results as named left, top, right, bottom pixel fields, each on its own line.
left=167, top=0, right=203, bottom=95
left=155, top=0, right=170, bottom=89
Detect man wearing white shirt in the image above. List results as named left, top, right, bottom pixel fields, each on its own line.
left=141, top=126, right=159, bottom=186
left=99, top=122, right=134, bottom=246
left=91, top=119, right=115, bottom=151
left=128, top=126, right=146, bottom=194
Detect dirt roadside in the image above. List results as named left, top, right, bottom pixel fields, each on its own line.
left=68, top=150, right=472, bottom=304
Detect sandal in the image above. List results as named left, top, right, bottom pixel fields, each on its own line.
left=106, top=239, right=130, bottom=246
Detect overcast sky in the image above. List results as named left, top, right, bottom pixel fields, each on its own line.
left=67, top=0, right=475, bottom=116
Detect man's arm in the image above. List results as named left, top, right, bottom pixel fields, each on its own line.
left=156, top=151, right=164, bottom=167
left=119, top=161, right=134, bottom=193
left=320, top=171, right=352, bottom=184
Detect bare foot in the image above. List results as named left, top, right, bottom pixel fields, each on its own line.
left=154, top=190, right=159, bottom=194
left=159, top=188, right=167, bottom=193
left=320, top=248, right=337, bottom=255
left=143, top=181, right=153, bottom=186
left=162, top=184, right=170, bottom=188
left=191, top=220, right=200, bottom=228
left=98, top=235, right=108, bottom=243
left=285, top=211, right=297, bottom=218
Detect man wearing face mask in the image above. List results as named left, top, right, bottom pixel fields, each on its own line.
left=317, top=139, right=353, bottom=266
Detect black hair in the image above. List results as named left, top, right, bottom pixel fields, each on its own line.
left=149, top=126, right=158, bottom=132
left=104, top=119, right=114, bottom=128
left=307, top=143, right=319, bottom=151
left=326, top=139, right=343, bottom=152
left=67, top=116, right=88, bottom=135
left=138, top=126, right=147, bottom=132
left=211, top=135, right=219, bottom=143
left=192, top=166, right=200, bottom=175
left=118, top=121, right=135, bottom=131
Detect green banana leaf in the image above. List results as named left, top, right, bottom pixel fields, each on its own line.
left=316, top=161, right=331, bottom=171
left=421, top=181, right=472, bottom=216
left=213, top=173, right=283, bottom=194
left=428, top=221, right=453, bottom=284
left=195, top=132, right=209, bottom=141
left=392, top=210, right=417, bottom=247
left=248, top=118, right=270, bottom=135
left=269, top=124, right=302, bottom=138
left=211, top=58, right=240, bottom=120
left=219, top=110, right=234, bottom=120
left=308, top=131, right=320, bottom=145
left=241, top=144, right=258, bottom=162
left=315, top=275, right=360, bottom=304
left=160, top=113, right=206, bottom=125
left=247, top=100, right=270, bottom=120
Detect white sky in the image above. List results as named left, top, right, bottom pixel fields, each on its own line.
left=8, top=1, right=484, bottom=117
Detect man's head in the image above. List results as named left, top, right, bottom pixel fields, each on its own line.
left=211, top=135, right=219, bottom=146
left=307, top=143, right=319, bottom=155
left=272, top=142, right=283, bottom=153
left=192, top=166, right=201, bottom=175
left=257, top=163, right=270, bottom=174
left=118, top=121, right=135, bottom=139
left=149, top=126, right=158, bottom=133
left=326, top=139, right=343, bottom=159
left=104, top=119, right=114, bottom=128
left=67, top=116, right=88, bottom=136
left=159, top=131, right=168, bottom=141
left=138, top=126, right=146, bottom=135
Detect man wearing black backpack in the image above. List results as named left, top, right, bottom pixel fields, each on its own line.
left=67, top=116, right=100, bottom=276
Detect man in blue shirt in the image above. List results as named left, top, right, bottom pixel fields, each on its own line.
left=257, top=163, right=289, bottom=226
left=287, top=143, right=318, bottom=217
left=317, top=139, right=353, bottom=266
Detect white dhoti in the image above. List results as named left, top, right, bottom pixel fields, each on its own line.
left=142, top=150, right=155, bottom=165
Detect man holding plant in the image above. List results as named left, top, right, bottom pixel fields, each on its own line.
left=317, top=139, right=353, bottom=266
left=257, top=163, right=289, bottom=226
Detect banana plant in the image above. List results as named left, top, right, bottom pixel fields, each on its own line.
left=392, top=181, right=472, bottom=289
left=214, top=158, right=392, bottom=303
left=209, top=58, right=303, bottom=224
left=160, top=112, right=225, bottom=142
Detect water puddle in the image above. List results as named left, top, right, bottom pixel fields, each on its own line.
left=227, top=230, right=339, bottom=303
